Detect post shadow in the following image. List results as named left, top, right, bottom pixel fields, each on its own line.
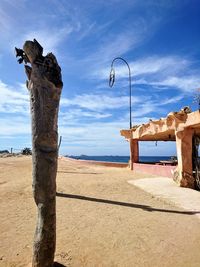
left=57, top=171, right=102, bottom=175
left=56, top=192, right=200, bottom=215
left=54, top=262, right=67, bottom=267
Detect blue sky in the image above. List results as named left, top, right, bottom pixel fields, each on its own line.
left=0, top=0, right=200, bottom=156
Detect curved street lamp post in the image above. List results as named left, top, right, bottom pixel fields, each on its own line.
left=109, top=57, right=136, bottom=170
left=109, top=57, right=132, bottom=129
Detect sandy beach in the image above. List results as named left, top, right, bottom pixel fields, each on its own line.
left=0, top=156, right=200, bottom=267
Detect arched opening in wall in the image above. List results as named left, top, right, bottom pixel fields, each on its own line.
left=193, top=135, right=200, bottom=190
left=138, top=141, right=177, bottom=164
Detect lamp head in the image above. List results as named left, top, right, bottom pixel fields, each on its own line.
left=109, top=67, right=115, bottom=87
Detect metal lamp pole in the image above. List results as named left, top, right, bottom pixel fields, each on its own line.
left=109, top=57, right=135, bottom=170
left=109, top=57, right=132, bottom=129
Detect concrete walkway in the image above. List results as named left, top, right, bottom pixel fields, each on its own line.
left=128, top=178, right=200, bottom=220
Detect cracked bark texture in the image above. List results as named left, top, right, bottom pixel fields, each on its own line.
left=17, top=39, right=63, bottom=267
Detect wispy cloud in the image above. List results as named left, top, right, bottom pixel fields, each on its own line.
left=77, top=22, right=97, bottom=41
left=95, top=55, right=200, bottom=94
left=79, top=19, right=155, bottom=72
left=0, top=0, right=81, bottom=54
left=0, top=116, right=31, bottom=135
left=59, top=109, right=112, bottom=125
left=0, top=78, right=184, bottom=156
left=21, top=27, right=74, bottom=55
left=58, top=113, right=170, bottom=155
left=152, top=76, right=200, bottom=93
left=59, top=120, right=129, bottom=155
left=0, top=75, right=187, bottom=127
left=133, top=56, right=189, bottom=76
left=160, top=95, right=184, bottom=105
left=0, top=0, right=26, bottom=36
left=97, top=55, right=190, bottom=79
left=0, top=0, right=198, bottom=156
left=0, top=80, right=29, bottom=114
left=60, top=93, right=149, bottom=112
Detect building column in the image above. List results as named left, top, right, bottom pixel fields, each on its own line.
left=175, top=128, right=194, bottom=188
left=130, top=139, right=139, bottom=170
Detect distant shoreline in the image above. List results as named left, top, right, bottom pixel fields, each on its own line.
left=66, top=155, right=173, bottom=164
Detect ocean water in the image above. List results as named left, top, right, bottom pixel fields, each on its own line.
left=67, top=155, right=172, bottom=163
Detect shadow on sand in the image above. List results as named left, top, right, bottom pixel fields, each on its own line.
left=56, top=192, right=200, bottom=215
left=57, top=171, right=102, bottom=175
left=54, top=262, right=67, bottom=267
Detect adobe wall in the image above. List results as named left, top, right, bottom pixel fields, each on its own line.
left=121, top=110, right=200, bottom=188
left=133, top=163, right=176, bottom=178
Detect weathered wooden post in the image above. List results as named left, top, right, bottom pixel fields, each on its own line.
left=16, top=39, right=63, bottom=267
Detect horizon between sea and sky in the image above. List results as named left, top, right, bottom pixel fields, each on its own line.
left=0, top=0, right=200, bottom=157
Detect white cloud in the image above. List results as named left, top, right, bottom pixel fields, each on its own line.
left=97, top=55, right=190, bottom=79
left=76, top=10, right=159, bottom=73
left=0, top=0, right=197, bottom=157
left=0, top=0, right=81, bottom=54
left=95, top=55, right=200, bottom=95
left=154, top=76, right=200, bottom=92
left=59, top=91, right=184, bottom=128
left=77, top=22, right=97, bottom=41
left=59, top=109, right=112, bottom=124
left=160, top=95, right=184, bottom=105
left=59, top=120, right=129, bottom=155
left=58, top=114, right=170, bottom=156
left=14, top=26, right=73, bottom=56
left=61, top=93, right=144, bottom=111
left=0, top=81, right=30, bottom=137
left=132, top=56, right=189, bottom=76
left=97, top=33, right=138, bottom=62
left=0, top=79, right=180, bottom=156
left=134, top=75, right=200, bottom=93
left=0, top=0, right=26, bottom=36
left=33, top=28, right=71, bottom=50
left=0, top=116, right=31, bottom=135
left=0, top=80, right=29, bottom=114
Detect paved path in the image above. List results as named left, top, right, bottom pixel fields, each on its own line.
left=128, top=177, right=200, bottom=220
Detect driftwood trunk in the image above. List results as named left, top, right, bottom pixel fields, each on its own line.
left=30, top=79, right=60, bottom=267
left=16, top=39, right=63, bottom=267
